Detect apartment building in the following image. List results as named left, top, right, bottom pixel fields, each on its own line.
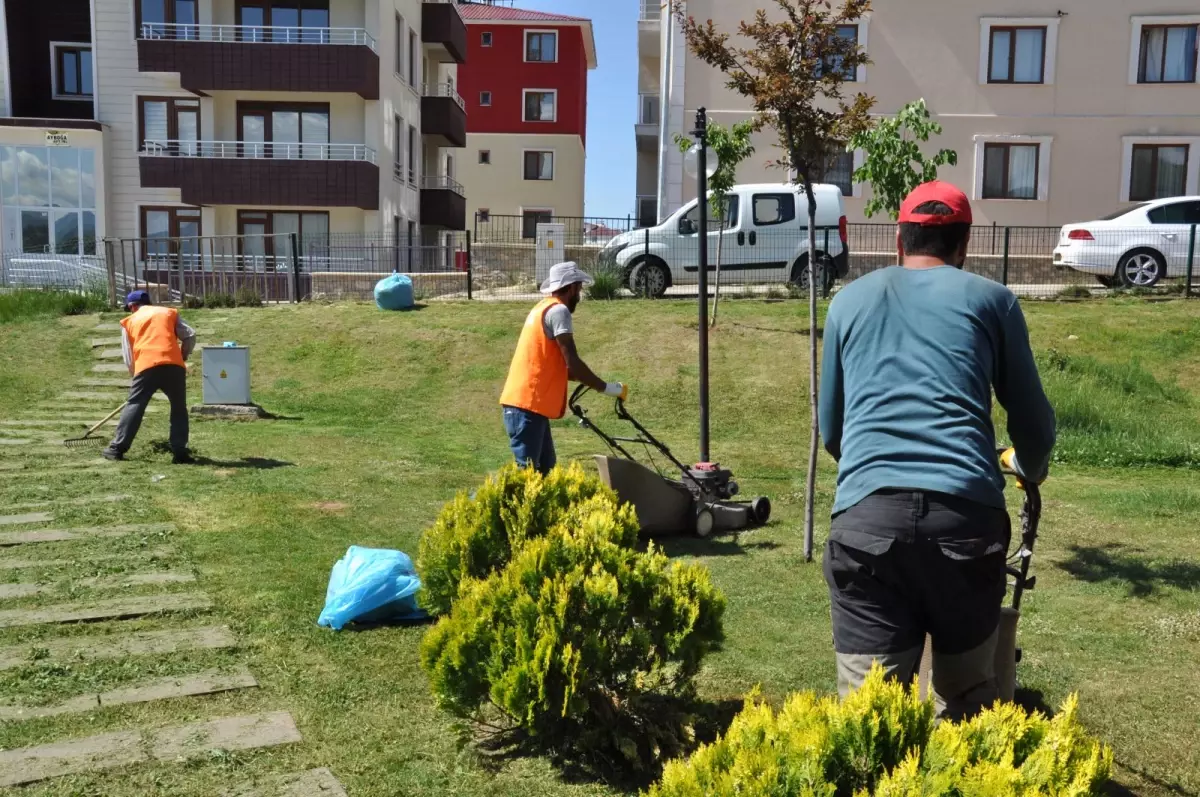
left=639, top=1, right=1200, bottom=227
left=456, top=1, right=595, bottom=236
left=0, top=0, right=468, bottom=260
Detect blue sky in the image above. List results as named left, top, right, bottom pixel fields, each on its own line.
left=508, top=0, right=638, bottom=219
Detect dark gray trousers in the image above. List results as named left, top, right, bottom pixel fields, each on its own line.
left=108, top=365, right=189, bottom=455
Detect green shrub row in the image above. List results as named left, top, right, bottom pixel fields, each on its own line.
left=0, top=288, right=108, bottom=323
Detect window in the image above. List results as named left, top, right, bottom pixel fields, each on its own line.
left=988, top=27, right=1047, bottom=83
left=237, top=102, right=330, bottom=159
left=1130, top=144, right=1189, bottom=201
left=236, top=210, right=329, bottom=260
left=680, top=196, right=739, bottom=230
left=140, top=206, right=202, bottom=265
left=137, top=0, right=198, bottom=39
left=478, top=209, right=490, bottom=222
left=480, top=91, right=492, bottom=106
left=523, top=151, right=554, bottom=180
left=523, top=90, right=556, bottom=122
left=479, top=150, right=491, bottom=164
left=395, top=15, right=404, bottom=75
left=822, top=25, right=859, bottom=81
left=752, top=194, right=796, bottom=226
left=1, top=146, right=98, bottom=255
left=139, top=97, right=201, bottom=155
left=407, top=124, right=417, bottom=183
left=1148, top=201, right=1200, bottom=224
left=522, top=209, right=553, bottom=239
left=982, top=143, right=1040, bottom=200
left=409, top=30, right=419, bottom=87
left=1138, top=25, right=1198, bottom=83
left=393, top=114, right=404, bottom=181
left=525, top=31, right=557, bottom=62
left=234, top=1, right=330, bottom=43
left=826, top=151, right=854, bottom=197
left=481, top=31, right=492, bottom=47
left=52, top=45, right=92, bottom=99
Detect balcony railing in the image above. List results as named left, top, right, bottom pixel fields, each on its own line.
left=423, top=81, right=465, bottom=111
left=141, top=140, right=377, bottom=164
left=638, top=94, right=660, bottom=126
left=640, top=0, right=661, bottom=22
left=423, top=175, right=465, bottom=196
left=138, top=22, right=377, bottom=51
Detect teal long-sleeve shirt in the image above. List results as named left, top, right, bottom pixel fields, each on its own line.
left=818, top=265, right=1056, bottom=515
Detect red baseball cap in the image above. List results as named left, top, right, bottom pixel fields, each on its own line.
left=898, top=181, right=973, bottom=226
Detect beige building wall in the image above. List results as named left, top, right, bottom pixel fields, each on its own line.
left=211, top=206, right=366, bottom=236
left=461, top=133, right=585, bottom=225
left=650, top=0, right=1200, bottom=227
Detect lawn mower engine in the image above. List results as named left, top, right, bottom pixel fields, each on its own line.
left=571, top=386, right=770, bottom=537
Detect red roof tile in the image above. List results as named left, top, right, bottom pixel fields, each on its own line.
left=458, top=4, right=591, bottom=23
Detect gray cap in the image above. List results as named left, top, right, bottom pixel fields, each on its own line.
left=540, top=261, right=594, bottom=294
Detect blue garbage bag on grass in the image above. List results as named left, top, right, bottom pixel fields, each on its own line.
left=317, top=546, right=428, bottom=630
left=374, top=273, right=414, bottom=311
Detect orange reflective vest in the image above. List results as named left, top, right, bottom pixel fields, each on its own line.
left=121, top=305, right=186, bottom=375
left=499, top=297, right=569, bottom=419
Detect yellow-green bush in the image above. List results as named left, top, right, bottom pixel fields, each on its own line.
left=420, top=504, right=725, bottom=772
left=416, top=463, right=638, bottom=615
left=648, top=667, right=1111, bottom=797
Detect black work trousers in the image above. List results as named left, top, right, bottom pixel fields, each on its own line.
left=108, top=364, right=189, bottom=455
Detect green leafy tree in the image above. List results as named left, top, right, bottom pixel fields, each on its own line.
left=676, top=0, right=876, bottom=559
left=849, top=98, right=958, bottom=220
left=674, top=120, right=756, bottom=326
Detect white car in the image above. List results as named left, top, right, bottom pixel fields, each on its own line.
left=600, top=183, right=849, bottom=298
left=1053, top=196, right=1200, bottom=287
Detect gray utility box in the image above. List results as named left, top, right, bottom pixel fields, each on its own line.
left=201, top=346, right=252, bottom=405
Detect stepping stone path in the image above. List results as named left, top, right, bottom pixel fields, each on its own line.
left=0, top=321, right=322, bottom=792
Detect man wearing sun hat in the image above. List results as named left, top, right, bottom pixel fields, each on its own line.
left=102, top=290, right=196, bottom=464
left=818, top=181, right=1057, bottom=719
left=499, top=261, right=627, bottom=474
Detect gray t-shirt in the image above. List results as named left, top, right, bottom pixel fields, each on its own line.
left=543, top=303, right=574, bottom=339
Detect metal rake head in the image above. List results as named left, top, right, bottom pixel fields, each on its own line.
left=63, top=436, right=107, bottom=450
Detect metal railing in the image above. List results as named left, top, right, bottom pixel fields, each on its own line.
left=140, top=140, right=377, bottom=164
left=638, top=93, right=660, bottom=126
left=393, top=161, right=406, bottom=182
left=640, top=0, right=661, bottom=22
left=423, top=80, right=466, bottom=111
left=423, top=175, right=465, bottom=195
left=138, top=22, right=377, bottom=51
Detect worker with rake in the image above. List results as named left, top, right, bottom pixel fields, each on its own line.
left=102, top=290, right=196, bottom=464
left=500, top=261, right=627, bottom=474
left=818, top=181, right=1057, bottom=719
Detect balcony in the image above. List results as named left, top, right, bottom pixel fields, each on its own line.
left=640, top=0, right=661, bottom=54
left=421, top=82, right=467, bottom=148
left=139, top=140, right=380, bottom=210
left=636, top=93, right=660, bottom=151
left=420, top=175, right=466, bottom=230
left=422, top=0, right=467, bottom=64
left=137, top=23, right=381, bottom=100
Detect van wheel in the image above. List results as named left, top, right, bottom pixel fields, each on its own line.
left=631, top=260, right=670, bottom=298
left=791, top=255, right=834, bottom=297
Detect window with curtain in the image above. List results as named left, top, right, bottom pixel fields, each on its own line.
left=523, top=151, right=554, bottom=181
left=1130, top=144, right=1189, bottom=200
left=237, top=103, right=330, bottom=159
left=524, top=91, right=556, bottom=122
left=137, top=0, right=198, bottom=39
left=982, top=143, right=1040, bottom=199
left=826, top=151, right=855, bottom=196
left=522, top=209, right=553, bottom=239
left=237, top=210, right=329, bottom=260
left=988, top=27, right=1046, bottom=83
left=1138, top=25, right=1198, bottom=83
left=139, top=97, right=200, bottom=155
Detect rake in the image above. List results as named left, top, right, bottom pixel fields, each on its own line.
left=63, top=403, right=127, bottom=450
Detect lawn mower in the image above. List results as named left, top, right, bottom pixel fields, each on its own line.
left=569, top=384, right=771, bottom=537
left=919, top=453, right=1041, bottom=704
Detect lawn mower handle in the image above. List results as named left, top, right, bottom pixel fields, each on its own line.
left=998, top=448, right=1041, bottom=613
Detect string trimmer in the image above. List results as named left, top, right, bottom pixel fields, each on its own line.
left=63, top=403, right=126, bottom=450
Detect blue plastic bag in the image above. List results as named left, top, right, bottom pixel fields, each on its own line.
left=317, top=546, right=427, bottom=630
left=374, top=273, right=414, bottom=311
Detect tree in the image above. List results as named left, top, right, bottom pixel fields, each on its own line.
left=676, top=0, right=875, bottom=560
left=674, top=120, right=756, bottom=326
left=849, top=98, right=958, bottom=220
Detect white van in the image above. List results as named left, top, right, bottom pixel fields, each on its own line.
left=601, top=183, right=849, bottom=298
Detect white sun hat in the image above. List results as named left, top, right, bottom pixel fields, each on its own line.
left=540, top=261, right=595, bottom=294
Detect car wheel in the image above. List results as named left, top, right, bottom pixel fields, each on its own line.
left=1095, top=275, right=1117, bottom=288
left=630, top=260, right=669, bottom=298
left=791, top=255, right=834, bottom=296
left=1118, top=250, right=1165, bottom=288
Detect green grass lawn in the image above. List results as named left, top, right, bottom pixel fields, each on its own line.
left=1, top=298, right=1199, bottom=796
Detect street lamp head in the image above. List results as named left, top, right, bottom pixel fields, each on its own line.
left=684, top=143, right=719, bottom=179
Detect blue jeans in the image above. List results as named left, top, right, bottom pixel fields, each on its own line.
left=503, top=406, right=556, bottom=475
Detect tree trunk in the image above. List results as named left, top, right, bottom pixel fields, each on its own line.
left=803, top=179, right=820, bottom=562
left=711, top=219, right=724, bottom=327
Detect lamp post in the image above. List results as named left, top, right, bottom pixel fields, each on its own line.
left=684, top=108, right=719, bottom=463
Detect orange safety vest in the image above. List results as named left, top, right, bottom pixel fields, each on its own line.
left=121, top=305, right=186, bottom=375
left=499, top=297, right=569, bottom=419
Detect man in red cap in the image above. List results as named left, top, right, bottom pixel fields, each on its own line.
left=818, top=181, right=1056, bottom=719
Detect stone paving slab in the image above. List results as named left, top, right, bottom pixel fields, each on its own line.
left=0, top=571, right=195, bottom=601
left=60, top=391, right=164, bottom=402
left=0, top=624, right=233, bottom=670
left=0, top=437, right=34, bottom=445
left=1, top=464, right=117, bottom=478
left=0, top=591, right=212, bottom=628
left=91, top=337, right=123, bottom=348
left=93, top=322, right=121, bottom=331
left=224, top=768, right=348, bottom=797
left=0, top=711, right=301, bottom=787
left=0, top=494, right=129, bottom=513
left=80, top=378, right=133, bottom=388
left=0, top=522, right=174, bottom=547
left=95, top=348, right=124, bottom=360
left=92, top=363, right=129, bottom=373
left=0, top=583, right=40, bottom=599
left=0, top=545, right=175, bottom=573
left=29, top=407, right=157, bottom=417
left=0, top=512, right=53, bottom=526
left=0, top=419, right=87, bottom=427
left=0, top=667, right=258, bottom=721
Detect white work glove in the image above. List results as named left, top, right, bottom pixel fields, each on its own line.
left=603, top=382, right=629, bottom=401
